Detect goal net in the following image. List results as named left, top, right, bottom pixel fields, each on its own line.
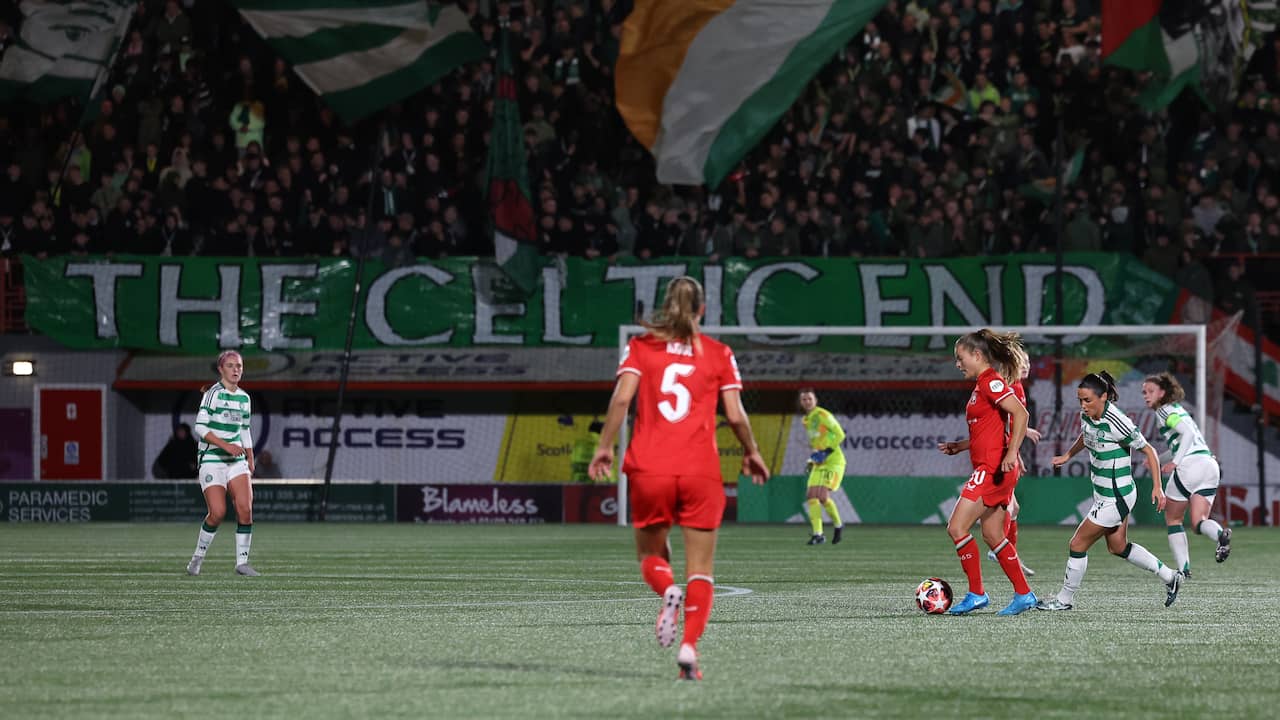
left=616, top=322, right=1240, bottom=527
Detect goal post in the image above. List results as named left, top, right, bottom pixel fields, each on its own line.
left=614, top=324, right=1210, bottom=527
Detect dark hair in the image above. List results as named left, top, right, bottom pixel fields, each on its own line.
left=1079, top=370, right=1119, bottom=401
left=1144, top=371, right=1186, bottom=406
left=954, top=328, right=1024, bottom=384
left=797, top=387, right=816, bottom=396
left=642, top=276, right=703, bottom=345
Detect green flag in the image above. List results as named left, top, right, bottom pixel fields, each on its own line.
left=0, top=0, right=132, bottom=104
left=1019, top=146, right=1085, bottom=205
left=487, top=24, right=539, bottom=293
left=233, top=1, right=486, bottom=124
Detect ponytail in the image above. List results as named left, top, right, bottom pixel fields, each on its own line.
left=1143, top=371, right=1185, bottom=406
left=642, top=276, right=704, bottom=346
left=955, top=328, right=1024, bottom=384
left=1080, top=370, right=1119, bottom=401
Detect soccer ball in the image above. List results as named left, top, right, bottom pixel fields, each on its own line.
left=915, top=577, right=953, bottom=614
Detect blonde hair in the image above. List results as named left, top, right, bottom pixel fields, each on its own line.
left=642, top=276, right=704, bottom=345
left=1144, top=371, right=1186, bottom=406
left=201, top=350, right=243, bottom=393
left=955, top=329, right=1024, bottom=384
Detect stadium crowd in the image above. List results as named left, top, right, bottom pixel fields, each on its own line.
left=1, top=0, right=1279, bottom=323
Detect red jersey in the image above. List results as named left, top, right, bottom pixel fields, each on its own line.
left=618, top=333, right=743, bottom=478
left=966, top=367, right=1015, bottom=469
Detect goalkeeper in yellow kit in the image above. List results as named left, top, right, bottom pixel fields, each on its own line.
left=799, top=389, right=847, bottom=545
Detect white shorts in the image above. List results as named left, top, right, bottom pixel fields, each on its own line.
left=199, top=460, right=251, bottom=491
left=1165, top=453, right=1220, bottom=502
left=1087, top=484, right=1137, bottom=528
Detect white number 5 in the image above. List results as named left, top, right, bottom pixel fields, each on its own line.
left=658, top=363, right=696, bottom=422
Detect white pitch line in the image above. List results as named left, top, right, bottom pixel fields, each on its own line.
left=0, top=580, right=753, bottom=616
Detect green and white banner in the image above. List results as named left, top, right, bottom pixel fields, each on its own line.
left=22, top=253, right=1177, bottom=353
left=0, top=0, right=132, bottom=103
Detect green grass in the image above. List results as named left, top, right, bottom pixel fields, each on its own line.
left=0, top=523, right=1274, bottom=719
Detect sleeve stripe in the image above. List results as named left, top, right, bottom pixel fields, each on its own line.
left=992, top=391, right=1014, bottom=403
left=617, top=368, right=641, bottom=377
left=720, top=383, right=743, bottom=391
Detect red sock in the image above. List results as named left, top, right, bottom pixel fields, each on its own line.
left=640, top=555, right=674, bottom=596
left=954, top=535, right=984, bottom=595
left=681, top=575, right=714, bottom=647
left=1005, top=515, right=1019, bottom=547
left=994, top=539, right=1031, bottom=595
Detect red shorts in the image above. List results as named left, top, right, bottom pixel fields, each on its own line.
left=629, top=474, right=726, bottom=530
left=959, top=464, right=1019, bottom=508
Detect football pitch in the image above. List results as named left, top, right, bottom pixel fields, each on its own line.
left=1, top=523, right=1275, bottom=719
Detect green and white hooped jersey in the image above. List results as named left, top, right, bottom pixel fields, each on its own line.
left=194, top=383, right=252, bottom=466
left=1155, top=402, right=1210, bottom=464
left=1080, top=402, right=1148, bottom=499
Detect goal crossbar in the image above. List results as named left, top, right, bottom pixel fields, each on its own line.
left=614, top=324, right=1208, bottom=527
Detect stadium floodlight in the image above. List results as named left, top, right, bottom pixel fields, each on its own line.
left=614, top=324, right=1210, bottom=527
left=7, top=360, right=35, bottom=376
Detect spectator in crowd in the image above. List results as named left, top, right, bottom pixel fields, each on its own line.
left=152, top=422, right=197, bottom=479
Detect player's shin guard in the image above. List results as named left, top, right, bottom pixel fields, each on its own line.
left=1167, top=524, right=1190, bottom=572
left=193, top=521, right=217, bottom=558
left=640, top=554, right=676, bottom=596
left=235, top=524, right=252, bottom=567
left=1058, top=551, right=1088, bottom=605
left=1196, top=518, right=1225, bottom=543
left=806, top=499, right=823, bottom=535
left=681, top=575, right=714, bottom=648
left=1119, top=542, right=1175, bottom=583
left=954, top=534, right=984, bottom=596
left=991, top=538, right=1031, bottom=595
left=821, top=498, right=842, bottom=529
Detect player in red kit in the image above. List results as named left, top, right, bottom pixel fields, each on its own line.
left=942, top=329, right=1037, bottom=615
left=589, top=276, right=769, bottom=681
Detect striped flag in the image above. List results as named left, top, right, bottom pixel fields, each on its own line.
left=0, top=0, right=132, bottom=103
left=616, top=0, right=887, bottom=188
left=233, top=0, right=487, bottom=124
left=1102, top=0, right=1250, bottom=110
left=487, top=24, right=539, bottom=293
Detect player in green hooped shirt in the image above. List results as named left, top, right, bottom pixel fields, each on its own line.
left=799, top=389, right=847, bottom=545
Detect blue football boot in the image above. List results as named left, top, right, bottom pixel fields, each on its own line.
left=948, top=591, right=990, bottom=615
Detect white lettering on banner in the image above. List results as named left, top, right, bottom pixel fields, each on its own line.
left=605, top=264, right=686, bottom=318
left=702, top=264, right=723, bottom=326
left=925, top=265, right=1004, bottom=349
left=737, top=263, right=820, bottom=345
left=600, top=497, right=618, bottom=516
left=421, top=486, right=538, bottom=515
left=366, top=265, right=455, bottom=345
left=1021, top=266, right=1105, bottom=344
left=860, top=265, right=911, bottom=348
left=6, top=489, right=109, bottom=522
left=65, top=263, right=143, bottom=339
left=260, top=264, right=319, bottom=350
left=472, top=264, right=524, bottom=344
left=158, top=265, right=242, bottom=347
left=541, top=266, right=592, bottom=345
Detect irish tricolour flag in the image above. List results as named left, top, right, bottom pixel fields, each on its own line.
left=1102, top=0, right=1250, bottom=110
left=234, top=0, right=486, bottom=124
left=616, top=0, right=887, bottom=188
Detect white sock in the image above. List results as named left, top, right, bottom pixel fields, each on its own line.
left=193, top=523, right=217, bottom=558
left=1124, top=542, right=1174, bottom=583
left=235, top=524, right=252, bottom=566
left=1167, top=525, right=1190, bottom=572
left=1058, top=552, right=1088, bottom=605
left=1197, top=518, right=1224, bottom=543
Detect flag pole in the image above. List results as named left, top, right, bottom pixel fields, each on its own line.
left=319, top=130, right=382, bottom=521
left=49, top=3, right=135, bottom=211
